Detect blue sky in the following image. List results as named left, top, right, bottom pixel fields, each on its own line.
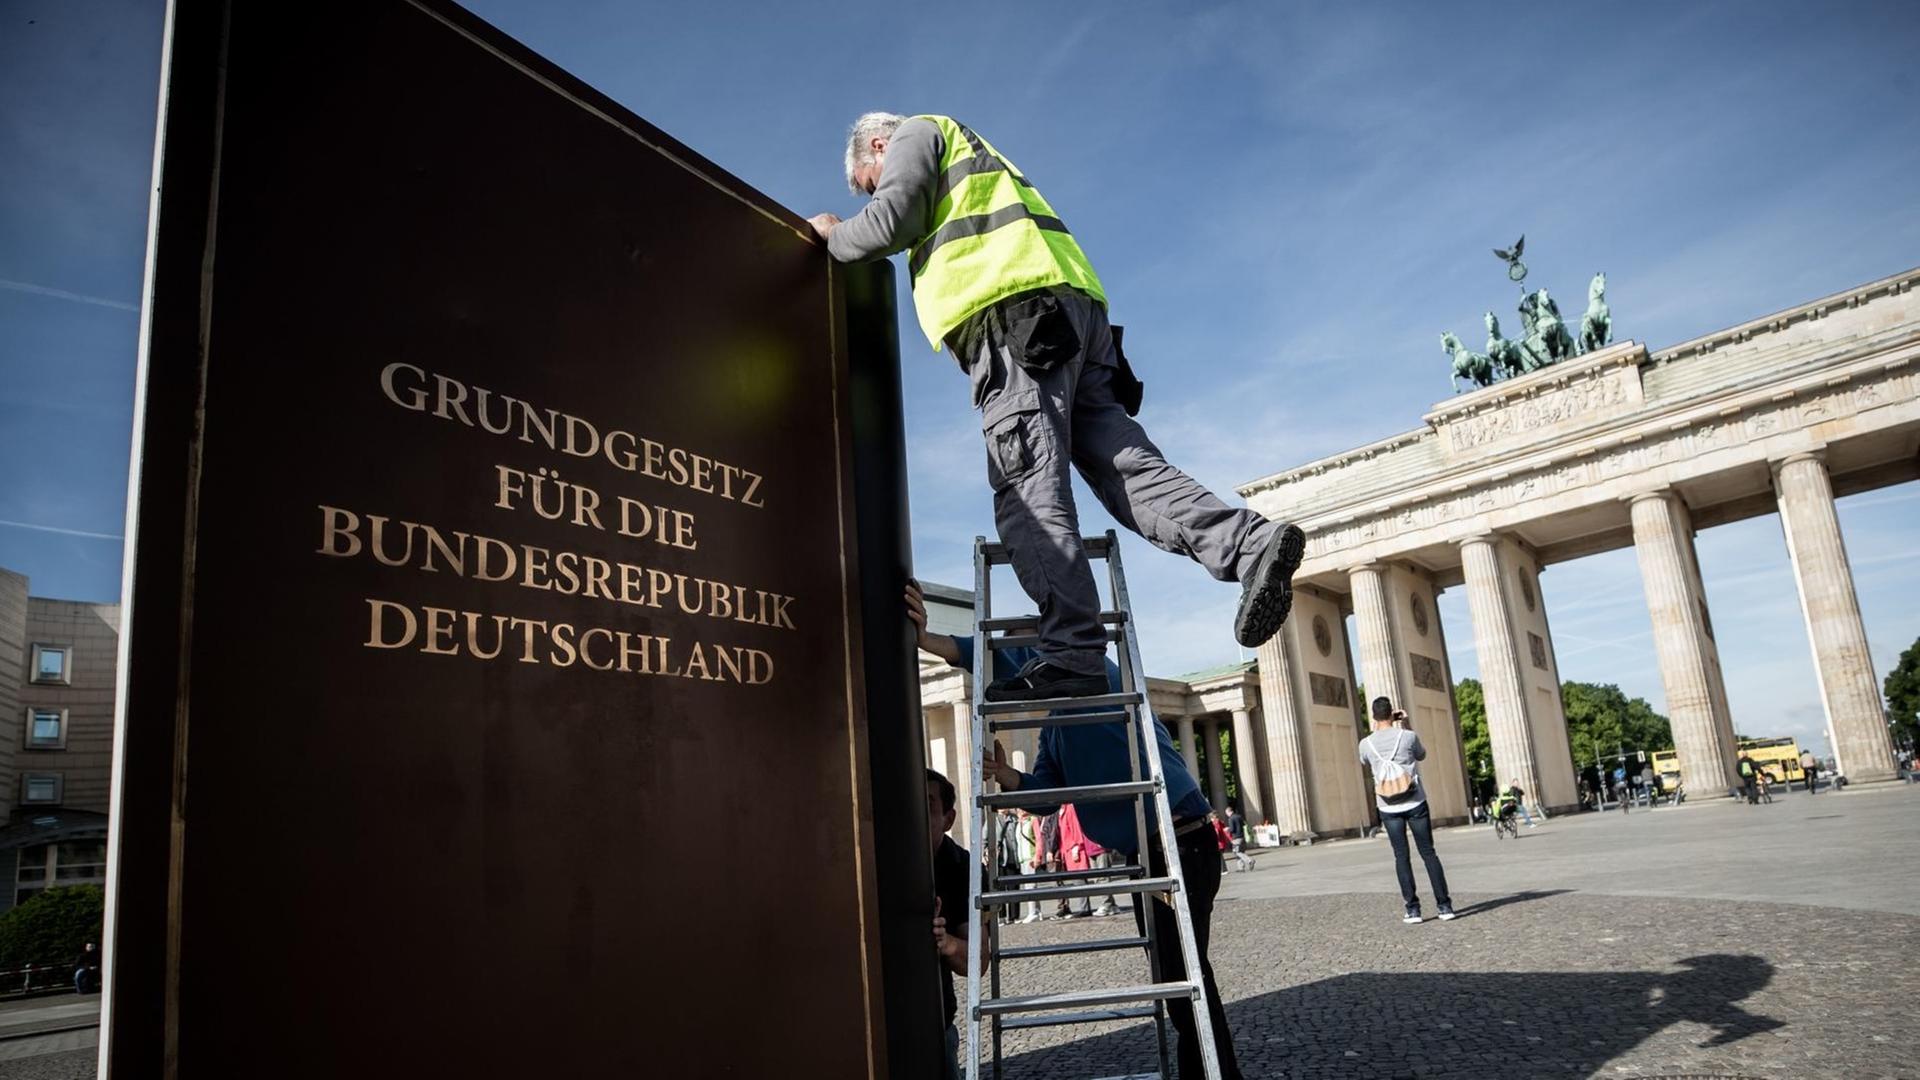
left=3, top=0, right=1917, bottom=757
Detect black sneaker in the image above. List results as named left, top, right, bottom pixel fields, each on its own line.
left=985, top=658, right=1108, bottom=703
left=1403, top=904, right=1423, bottom=924
left=1233, top=523, right=1306, bottom=649
left=1436, top=905, right=1456, bottom=921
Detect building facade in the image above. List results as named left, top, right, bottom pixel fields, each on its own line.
left=922, top=266, right=1918, bottom=843
left=0, top=568, right=115, bottom=911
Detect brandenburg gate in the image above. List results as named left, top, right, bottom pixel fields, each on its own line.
left=1238, top=266, right=1917, bottom=836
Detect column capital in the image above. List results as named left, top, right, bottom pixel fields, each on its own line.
left=1770, top=447, right=1829, bottom=474
left=1624, top=486, right=1679, bottom=508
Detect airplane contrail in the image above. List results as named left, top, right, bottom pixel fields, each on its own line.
left=0, top=519, right=123, bottom=541
left=0, top=278, right=139, bottom=312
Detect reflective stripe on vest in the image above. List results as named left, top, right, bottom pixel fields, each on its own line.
left=906, top=115, right=1105, bottom=350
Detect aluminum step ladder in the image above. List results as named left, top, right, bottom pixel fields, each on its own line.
left=964, top=530, right=1222, bottom=1080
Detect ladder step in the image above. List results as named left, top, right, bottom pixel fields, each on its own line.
left=980, top=780, right=1157, bottom=810
left=979, top=691, right=1143, bottom=716
left=982, top=536, right=1112, bottom=565
left=978, top=981, right=1197, bottom=1017
left=980, top=609, right=1127, bottom=633
left=978, top=876, right=1176, bottom=909
left=991, top=865, right=1144, bottom=888
left=988, top=709, right=1131, bottom=733
left=990, top=628, right=1123, bottom=650
left=997, top=1006, right=1157, bottom=1032
left=997, top=936, right=1148, bottom=960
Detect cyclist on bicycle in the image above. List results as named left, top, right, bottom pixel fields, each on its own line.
left=1489, top=788, right=1520, bottom=834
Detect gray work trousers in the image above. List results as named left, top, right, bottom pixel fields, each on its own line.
left=952, top=289, right=1275, bottom=676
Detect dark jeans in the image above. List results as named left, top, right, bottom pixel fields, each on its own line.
left=1380, top=801, right=1450, bottom=909
left=1743, top=776, right=1757, bottom=803
left=1135, top=826, right=1243, bottom=1080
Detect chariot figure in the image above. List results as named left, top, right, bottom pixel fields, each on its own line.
left=1519, top=288, right=1576, bottom=366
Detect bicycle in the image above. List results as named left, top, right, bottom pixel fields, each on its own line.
left=1492, top=806, right=1520, bottom=840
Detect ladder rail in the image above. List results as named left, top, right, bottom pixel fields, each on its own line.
left=966, top=537, right=990, bottom=1080
left=1106, top=534, right=1223, bottom=1080
left=1106, top=534, right=1174, bottom=1080
left=964, top=531, right=1222, bottom=1080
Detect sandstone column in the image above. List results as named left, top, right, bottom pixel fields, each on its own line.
left=1458, top=534, right=1541, bottom=806
left=1203, top=717, right=1229, bottom=810
left=949, top=702, right=974, bottom=845
left=1229, top=706, right=1268, bottom=822
left=1348, top=564, right=1404, bottom=712
left=1176, top=717, right=1201, bottom=783
left=1630, top=490, right=1739, bottom=797
left=1255, top=631, right=1314, bottom=836
left=1774, top=453, right=1896, bottom=782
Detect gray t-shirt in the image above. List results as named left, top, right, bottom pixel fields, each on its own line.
left=1358, top=728, right=1427, bottom=814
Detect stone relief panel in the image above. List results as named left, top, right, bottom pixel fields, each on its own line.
left=1312, top=615, right=1333, bottom=657
left=1528, top=632, right=1548, bottom=671
left=1308, top=673, right=1349, bottom=709
left=1410, top=653, right=1446, bottom=692
left=1410, top=594, right=1430, bottom=637
left=1439, top=368, right=1633, bottom=455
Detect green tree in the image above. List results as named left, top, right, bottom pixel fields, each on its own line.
left=1561, top=681, right=1673, bottom=770
left=1454, top=679, right=1492, bottom=789
left=0, top=885, right=104, bottom=969
left=1886, top=635, right=1920, bottom=751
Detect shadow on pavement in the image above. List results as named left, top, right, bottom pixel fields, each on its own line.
left=999, top=953, right=1780, bottom=1079
left=1452, top=888, right=1572, bottom=917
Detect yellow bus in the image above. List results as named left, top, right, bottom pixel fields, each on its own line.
left=1651, top=738, right=1804, bottom=790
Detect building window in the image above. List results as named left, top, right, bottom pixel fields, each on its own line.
left=30, top=644, right=72, bottom=685
left=26, top=708, right=67, bottom=750
left=13, top=841, right=106, bottom=908
left=21, top=773, right=63, bottom=805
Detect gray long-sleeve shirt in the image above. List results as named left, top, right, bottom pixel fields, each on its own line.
left=826, top=117, right=944, bottom=264
left=1358, top=728, right=1427, bottom=814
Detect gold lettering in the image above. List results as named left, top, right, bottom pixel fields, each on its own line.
left=474, top=536, right=517, bottom=582
left=368, top=515, right=414, bottom=567
left=421, top=605, right=459, bottom=655
left=617, top=632, right=652, bottom=674
left=379, top=362, right=429, bottom=412
left=464, top=611, right=507, bottom=660
left=317, top=505, right=362, bottom=557
left=364, top=598, right=416, bottom=648
left=579, top=628, right=615, bottom=671
left=549, top=623, right=578, bottom=667
left=683, top=640, right=712, bottom=680
left=494, top=464, right=527, bottom=511
left=582, top=556, right=614, bottom=600
left=432, top=373, right=472, bottom=426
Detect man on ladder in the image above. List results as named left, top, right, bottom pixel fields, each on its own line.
left=816, top=113, right=1306, bottom=704
left=909, top=583, right=1245, bottom=1078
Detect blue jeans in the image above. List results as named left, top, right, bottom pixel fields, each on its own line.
left=1380, top=801, right=1451, bottom=909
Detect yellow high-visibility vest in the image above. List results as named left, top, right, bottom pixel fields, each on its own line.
left=906, top=115, right=1106, bottom=350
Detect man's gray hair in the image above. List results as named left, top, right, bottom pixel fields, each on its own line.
left=845, top=111, right=907, bottom=194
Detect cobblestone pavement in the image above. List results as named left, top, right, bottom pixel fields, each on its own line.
left=7, top=789, right=1913, bottom=1078
left=980, top=890, right=1913, bottom=1080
